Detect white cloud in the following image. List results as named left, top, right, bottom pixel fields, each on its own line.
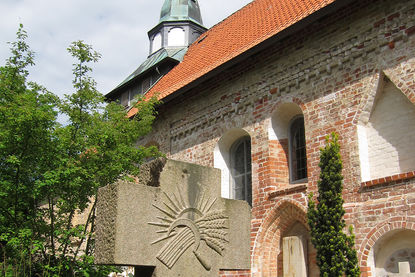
left=0, top=0, right=252, bottom=98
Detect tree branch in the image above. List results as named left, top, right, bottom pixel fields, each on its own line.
left=72, top=197, right=96, bottom=261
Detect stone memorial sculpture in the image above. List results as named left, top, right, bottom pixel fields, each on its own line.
left=95, top=158, right=251, bottom=276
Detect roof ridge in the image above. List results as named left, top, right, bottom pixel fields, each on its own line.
left=133, top=0, right=337, bottom=112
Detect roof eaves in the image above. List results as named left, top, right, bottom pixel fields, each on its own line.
left=152, top=0, right=354, bottom=105
left=105, top=57, right=181, bottom=99
left=105, top=48, right=187, bottom=99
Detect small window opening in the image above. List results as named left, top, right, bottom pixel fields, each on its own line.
left=230, top=136, right=252, bottom=206
left=289, top=117, right=307, bottom=182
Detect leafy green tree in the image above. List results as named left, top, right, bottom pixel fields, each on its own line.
left=45, top=40, right=159, bottom=276
left=0, top=25, right=159, bottom=276
left=0, top=24, right=60, bottom=276
left=307, top=133, right=360, bottom=277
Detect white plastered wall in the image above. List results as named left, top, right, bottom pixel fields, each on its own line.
left=370, top=230, right=415, bottom=276
left=268, top=103, right=304, bottom=183
left=214, top=129, right=250, bottom=199
left=359, top=79, right=415, bottom=181
left=268, top=103, right=303, bottom=141
left=357, top=125, right=371, bottom=181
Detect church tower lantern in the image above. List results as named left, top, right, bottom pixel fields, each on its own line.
left=106, top=0, right=207, bottom=107
left=148, top=0, right=207, bottom=54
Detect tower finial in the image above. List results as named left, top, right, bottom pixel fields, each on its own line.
left=160, top=0, right=204, bottom=26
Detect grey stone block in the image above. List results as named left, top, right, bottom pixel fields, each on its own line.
left=95, top=159, right=251, bottom=276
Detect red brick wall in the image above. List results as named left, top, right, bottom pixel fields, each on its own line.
left=139, top=0, right=415, bottom=275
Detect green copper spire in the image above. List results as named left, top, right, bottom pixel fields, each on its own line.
left=160, top=0, right=203, bottom=25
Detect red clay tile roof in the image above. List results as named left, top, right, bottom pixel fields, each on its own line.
left=128, top=0, right=336, bottom=117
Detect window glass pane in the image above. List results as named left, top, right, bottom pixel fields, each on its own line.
left=234, top=176, right=244, bottom=200
left=290, top=117, right=307, bottom=181
left=120, top=91, right=129, bottom=107
left=246, top=173, right=252, bottom=206
left=234, top=142, right=246, bottom=175
left=246, top=142, right=251, bottom=173
left=130, top=88, right=140, bottom=101
left=231, top=137, right=252, bottom=206
left=142, top=77, right=152, bottom=93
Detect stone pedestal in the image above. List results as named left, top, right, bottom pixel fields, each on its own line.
left=95, top=159, right=251, bottom=277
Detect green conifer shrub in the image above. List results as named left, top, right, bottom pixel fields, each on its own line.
left=307, top=133, right=360, bottom=277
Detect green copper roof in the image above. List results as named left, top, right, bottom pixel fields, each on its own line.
left=160, top=0, right=203, bottom=25
left=114, top=47, right=187, bottom=90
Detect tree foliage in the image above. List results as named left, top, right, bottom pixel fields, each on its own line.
left=307, top=133, right=360, bottom=277
left=0, top=24, right=160, bottom=276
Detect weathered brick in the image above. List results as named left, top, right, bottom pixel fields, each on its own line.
left=135, top=0, right=415, bottom=276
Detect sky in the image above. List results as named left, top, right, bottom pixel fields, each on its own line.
left=0, top=0, right=251, bottom=98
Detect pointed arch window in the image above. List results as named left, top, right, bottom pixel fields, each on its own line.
left=289, top=116, right=307, bottom=183
left=230, top=136, right=252, bottom=206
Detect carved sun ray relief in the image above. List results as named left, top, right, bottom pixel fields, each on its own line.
left=148, top=183, right=229, bottom=270
left=94, top=159, right=250, bottom=276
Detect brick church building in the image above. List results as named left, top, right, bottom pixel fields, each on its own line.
left=107, top=0, right=415, bottom=275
